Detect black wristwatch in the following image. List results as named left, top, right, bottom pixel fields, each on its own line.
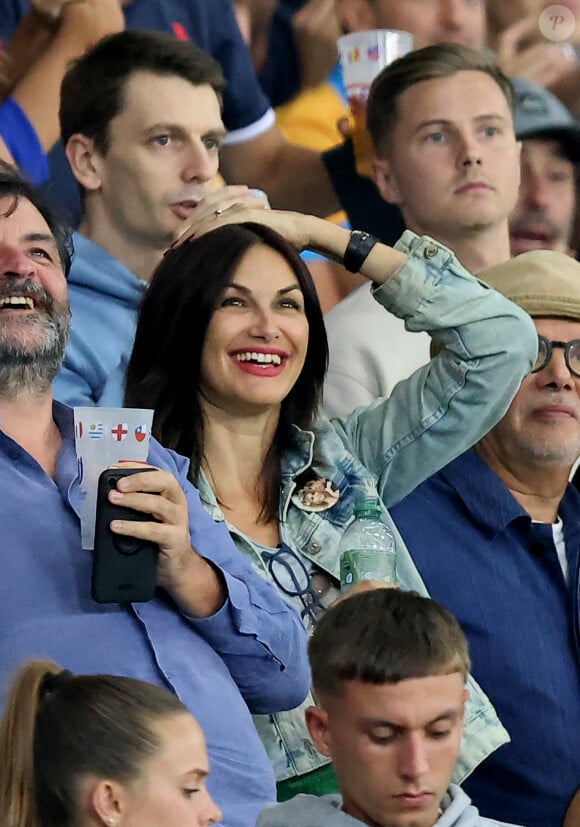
left=343, top=230, right=378, bottom=273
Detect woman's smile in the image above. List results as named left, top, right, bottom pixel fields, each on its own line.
left=230, top=347, right=287, bottom=376
left=200, top=245, right=309, bottom=410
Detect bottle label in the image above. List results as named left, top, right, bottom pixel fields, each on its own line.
left=340, top=549, right=396, bottom=590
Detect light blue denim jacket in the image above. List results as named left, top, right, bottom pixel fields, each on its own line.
left=197, top=232, right=538, bottom=785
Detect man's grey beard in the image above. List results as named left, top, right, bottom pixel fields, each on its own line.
left=520, top=435, right=580, bottom=468
left=0, top=304, right=71, bottom=398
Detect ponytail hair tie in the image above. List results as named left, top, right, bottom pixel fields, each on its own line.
left=39, top=669, right=74, bottom=700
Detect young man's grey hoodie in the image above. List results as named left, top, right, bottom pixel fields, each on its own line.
left=256, top=784, right=524, bottom=827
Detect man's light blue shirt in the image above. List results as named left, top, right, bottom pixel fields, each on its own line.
left=0, top=403, right=311, bottom=827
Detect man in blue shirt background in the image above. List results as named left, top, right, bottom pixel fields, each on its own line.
left=390, top=250, right=580, bottom=827
left=53, top=30, right=249, bottom=408
left=0, top=0, right=339, bottom=224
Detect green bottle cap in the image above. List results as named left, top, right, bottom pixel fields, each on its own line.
left=353, top=496, right=382, bottom=518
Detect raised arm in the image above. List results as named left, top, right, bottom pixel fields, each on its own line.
left=332, top=231, right=538, bottom=506
left=174, top=208, right=538, bottom=507
left=173, top=204, right=408, bottom=280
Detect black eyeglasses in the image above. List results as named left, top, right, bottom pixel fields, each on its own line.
left=261, top=543, right=327, bottom=629
left=532, top=335, right=580, bottom=377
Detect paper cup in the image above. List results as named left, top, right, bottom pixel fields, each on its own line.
left=338, top=30, right=414, bottom=177
left=74, top=407, right=154, bottom=549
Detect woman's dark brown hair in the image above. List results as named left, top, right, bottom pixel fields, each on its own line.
left=125, top=222, right=328, bottom=522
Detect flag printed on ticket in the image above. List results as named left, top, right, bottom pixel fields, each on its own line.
left=88, top=423, right=104, bottom=439
left=75, top=417, right=151, bottom=444
left=134, top=423, right=148, bottom=443
left=73, top=407, right=154, bottom=550
left=111, top=423, right=129, bottom=442
left=75, top=421, right=104, bottom=440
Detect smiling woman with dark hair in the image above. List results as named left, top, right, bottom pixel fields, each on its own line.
left=125, top=205, right=537, bottom=800
left=128, top=222, right=327, bottom=523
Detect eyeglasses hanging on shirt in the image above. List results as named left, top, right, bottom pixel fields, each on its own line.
left=261, top=542, right=336, bottom=631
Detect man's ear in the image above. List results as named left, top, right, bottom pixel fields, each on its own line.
left=65, top=134, right=103, bottom=192
left=458, top=687, right=469, bottom=727
left=335, top=0, right=377, bottom=32
left=373, top=156, right=402, bottom=206
left=88, top=778, right=125, bottom=827
left=305, top=705, right=332, bottom=758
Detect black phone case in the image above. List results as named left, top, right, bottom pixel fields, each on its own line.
left=92, top=467, right=158, bottom=604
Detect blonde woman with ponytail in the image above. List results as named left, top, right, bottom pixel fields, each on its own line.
left=0, top=659, right=221, bottom=827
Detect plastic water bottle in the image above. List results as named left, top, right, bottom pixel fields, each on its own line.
left=339, top=496, right=396, bottom=592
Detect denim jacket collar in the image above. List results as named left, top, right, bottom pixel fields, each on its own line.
left=280, top=426, right=315, bottom=521
left=197, top=424, right=317, bottom=522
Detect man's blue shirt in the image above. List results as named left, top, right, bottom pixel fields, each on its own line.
left=0, top=402, right=310, bottom=827
left=390, top=448, right=580, bottom=827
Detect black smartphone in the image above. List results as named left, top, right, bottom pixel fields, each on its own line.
left=92, top=467, right=158, bottom=604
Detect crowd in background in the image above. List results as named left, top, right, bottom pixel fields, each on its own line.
left=0, top=2, right=580, bottom=827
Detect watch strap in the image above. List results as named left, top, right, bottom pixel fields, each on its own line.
left=343, top=230, right=378, bottom=273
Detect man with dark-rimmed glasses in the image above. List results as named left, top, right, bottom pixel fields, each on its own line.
left=388, top=248, right=580, bottom=827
